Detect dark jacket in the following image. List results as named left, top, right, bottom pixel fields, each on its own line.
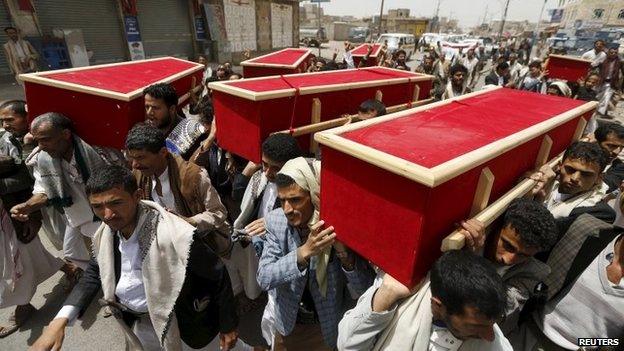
left=603, top=158, right=624, bottom=193
left=554, top=201, right=616, bottom=237
left=485, top=71, right=509, bottom=86
left=64, top=233, right=237, bottom=348
left=575, top=86, right=598, bottom=102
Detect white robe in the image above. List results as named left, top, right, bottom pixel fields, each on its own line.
left=0, top=201, right=62, bottom=308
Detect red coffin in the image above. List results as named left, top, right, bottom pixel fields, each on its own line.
left=545, top=54, right=592, bottom=82
left=21, top=57, right=203, bottom=149
left=350, top=44, right=383, bottom=67
left=208, top=67, right=434, bottom=163
left=241, top=48, right=313, bottom=78
left=315, top=87, right=597, bottom=286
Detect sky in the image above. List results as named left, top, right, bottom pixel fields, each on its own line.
left=309, top=0, right=556, bottom=28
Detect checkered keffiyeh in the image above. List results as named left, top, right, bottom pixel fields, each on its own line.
left=543, top=214, right=612, bottom=300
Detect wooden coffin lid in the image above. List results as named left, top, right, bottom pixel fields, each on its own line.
left=241, top=48, right=313, bottom=69
left=350, top=43, right=383, bottom=58
left=208, top=66, right=434, bottom=101
left=19, top=57, right=203, bottom=102
left=315, top=86, right=598, bottom=188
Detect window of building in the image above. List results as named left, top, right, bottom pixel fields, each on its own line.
left=593, top=8, right=605, bottom=19
left=618, top=9, right=624, bottom=19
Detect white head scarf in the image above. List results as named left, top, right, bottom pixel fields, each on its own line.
left=278, top=157, right=331, bottom=296
left=549, top=80, right=572, bottom=98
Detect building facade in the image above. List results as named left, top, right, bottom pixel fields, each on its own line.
left=0, top=0, right=299, bottom=80
left=560, top=0, right=624, bottom=29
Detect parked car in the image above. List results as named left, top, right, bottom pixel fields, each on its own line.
left=299, top=28, right=328, bottom=47
left=348, top=27, right=370, bottom=43
left=376, top=33, right=416, bottom=60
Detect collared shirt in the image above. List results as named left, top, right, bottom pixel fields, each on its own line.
left=115, top=226, right=148, bottom=313
left=151, top=167, right=175, bottom=211
left=497, top=73, right=504, bottom=86
left=55, top=209, right=150, bottom=323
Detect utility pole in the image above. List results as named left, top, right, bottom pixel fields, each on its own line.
left=435, top=0, right=442, bottom=32
left=482, top=4, right=489, bottom=25
left=531, top=0, right=549, bottom=55
left=497, top=0, right=511, bottom=42
left=378, top=0, right=385, bottom=39
left=317, top=1, right=322, bottom=56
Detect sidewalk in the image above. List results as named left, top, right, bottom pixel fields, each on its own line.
left=0, top=81, right=25, bottom=101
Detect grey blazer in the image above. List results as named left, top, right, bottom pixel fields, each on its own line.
left=257, top=208, right=374, bottom=349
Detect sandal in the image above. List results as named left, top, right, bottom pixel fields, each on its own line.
left=0, top=304, right=36, bottom=338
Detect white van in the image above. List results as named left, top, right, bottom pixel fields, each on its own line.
left=376, top=33, right=416, bottom=60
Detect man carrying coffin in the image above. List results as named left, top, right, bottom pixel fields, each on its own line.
left=125, top=124, right=232, bottom=257
left=530, top=141, right=615, bottom=234
left=337, top=250, right=512, bottom=351
left=257, top=157, right=374, bottom=350
left=10, top=113, right=108, bottom=273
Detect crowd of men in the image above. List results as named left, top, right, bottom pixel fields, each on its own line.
left=0, top=33, right=622, bottom=351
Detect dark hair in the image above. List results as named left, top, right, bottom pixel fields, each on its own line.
left=396, top=49, right=407, bottom=57
left=563, top=141, right=610, bottom=172
left=595, top=122, right=624, bottom=143
left=86, top=165, right=138, bottom=196
left=229, top=73, right=243, bottom=79
left=274, top=173, right=297, bottom=189
left=125, top=123, right=166, bottom=153
left=430, top=250, right=507, bottom=320
left=502, top=198, right=558, bottom=252
left=196, top=97, right=214, bottom=125
left=261, top=133, right=302, bottom=163
left=496, top=61, right=510, bottom=71
left=528, top=61, right=542, bottom=69
left=3, top=26, right=16, bottom=33
left=595, top=39, right=605, bottom=45
left=449, top=64, right=468, bottom=76
left=358, top=99, right=386, bottom=117
left=143, top=83, right=178, bottom=108
left=31, top=112, right=74, bottom=133
left=0, top=100, right=27, bottom=117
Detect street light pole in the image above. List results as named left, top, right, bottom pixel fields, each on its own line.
left=378, top=0, right=385, bottom=40
left=498, top=0, right=511, bottom=42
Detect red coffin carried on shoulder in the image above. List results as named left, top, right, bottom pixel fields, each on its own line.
left=241, top=48, right=313, bottom=78
left=20, top=57, right=204, bottom=149
left=315, top=87, right=597, bottom=286
left=350, top=44, right=383, bottom=67
left=209, top=67, right=434, bottom=163
left=545, top=54, right=592, bottom=82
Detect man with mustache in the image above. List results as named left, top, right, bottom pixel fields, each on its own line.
left=143, top=83, right=184, bottom=138
left=125, top=123, right=231, bottom=257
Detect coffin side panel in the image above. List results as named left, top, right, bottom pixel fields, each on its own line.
left=320, top=146, right=429, bottom=286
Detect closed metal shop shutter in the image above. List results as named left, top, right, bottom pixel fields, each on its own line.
left=34, top=0, right=127, bottom=64
left=0, top=4, right=13, bottom=77
left=137, top=0, right=193, bottom=59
